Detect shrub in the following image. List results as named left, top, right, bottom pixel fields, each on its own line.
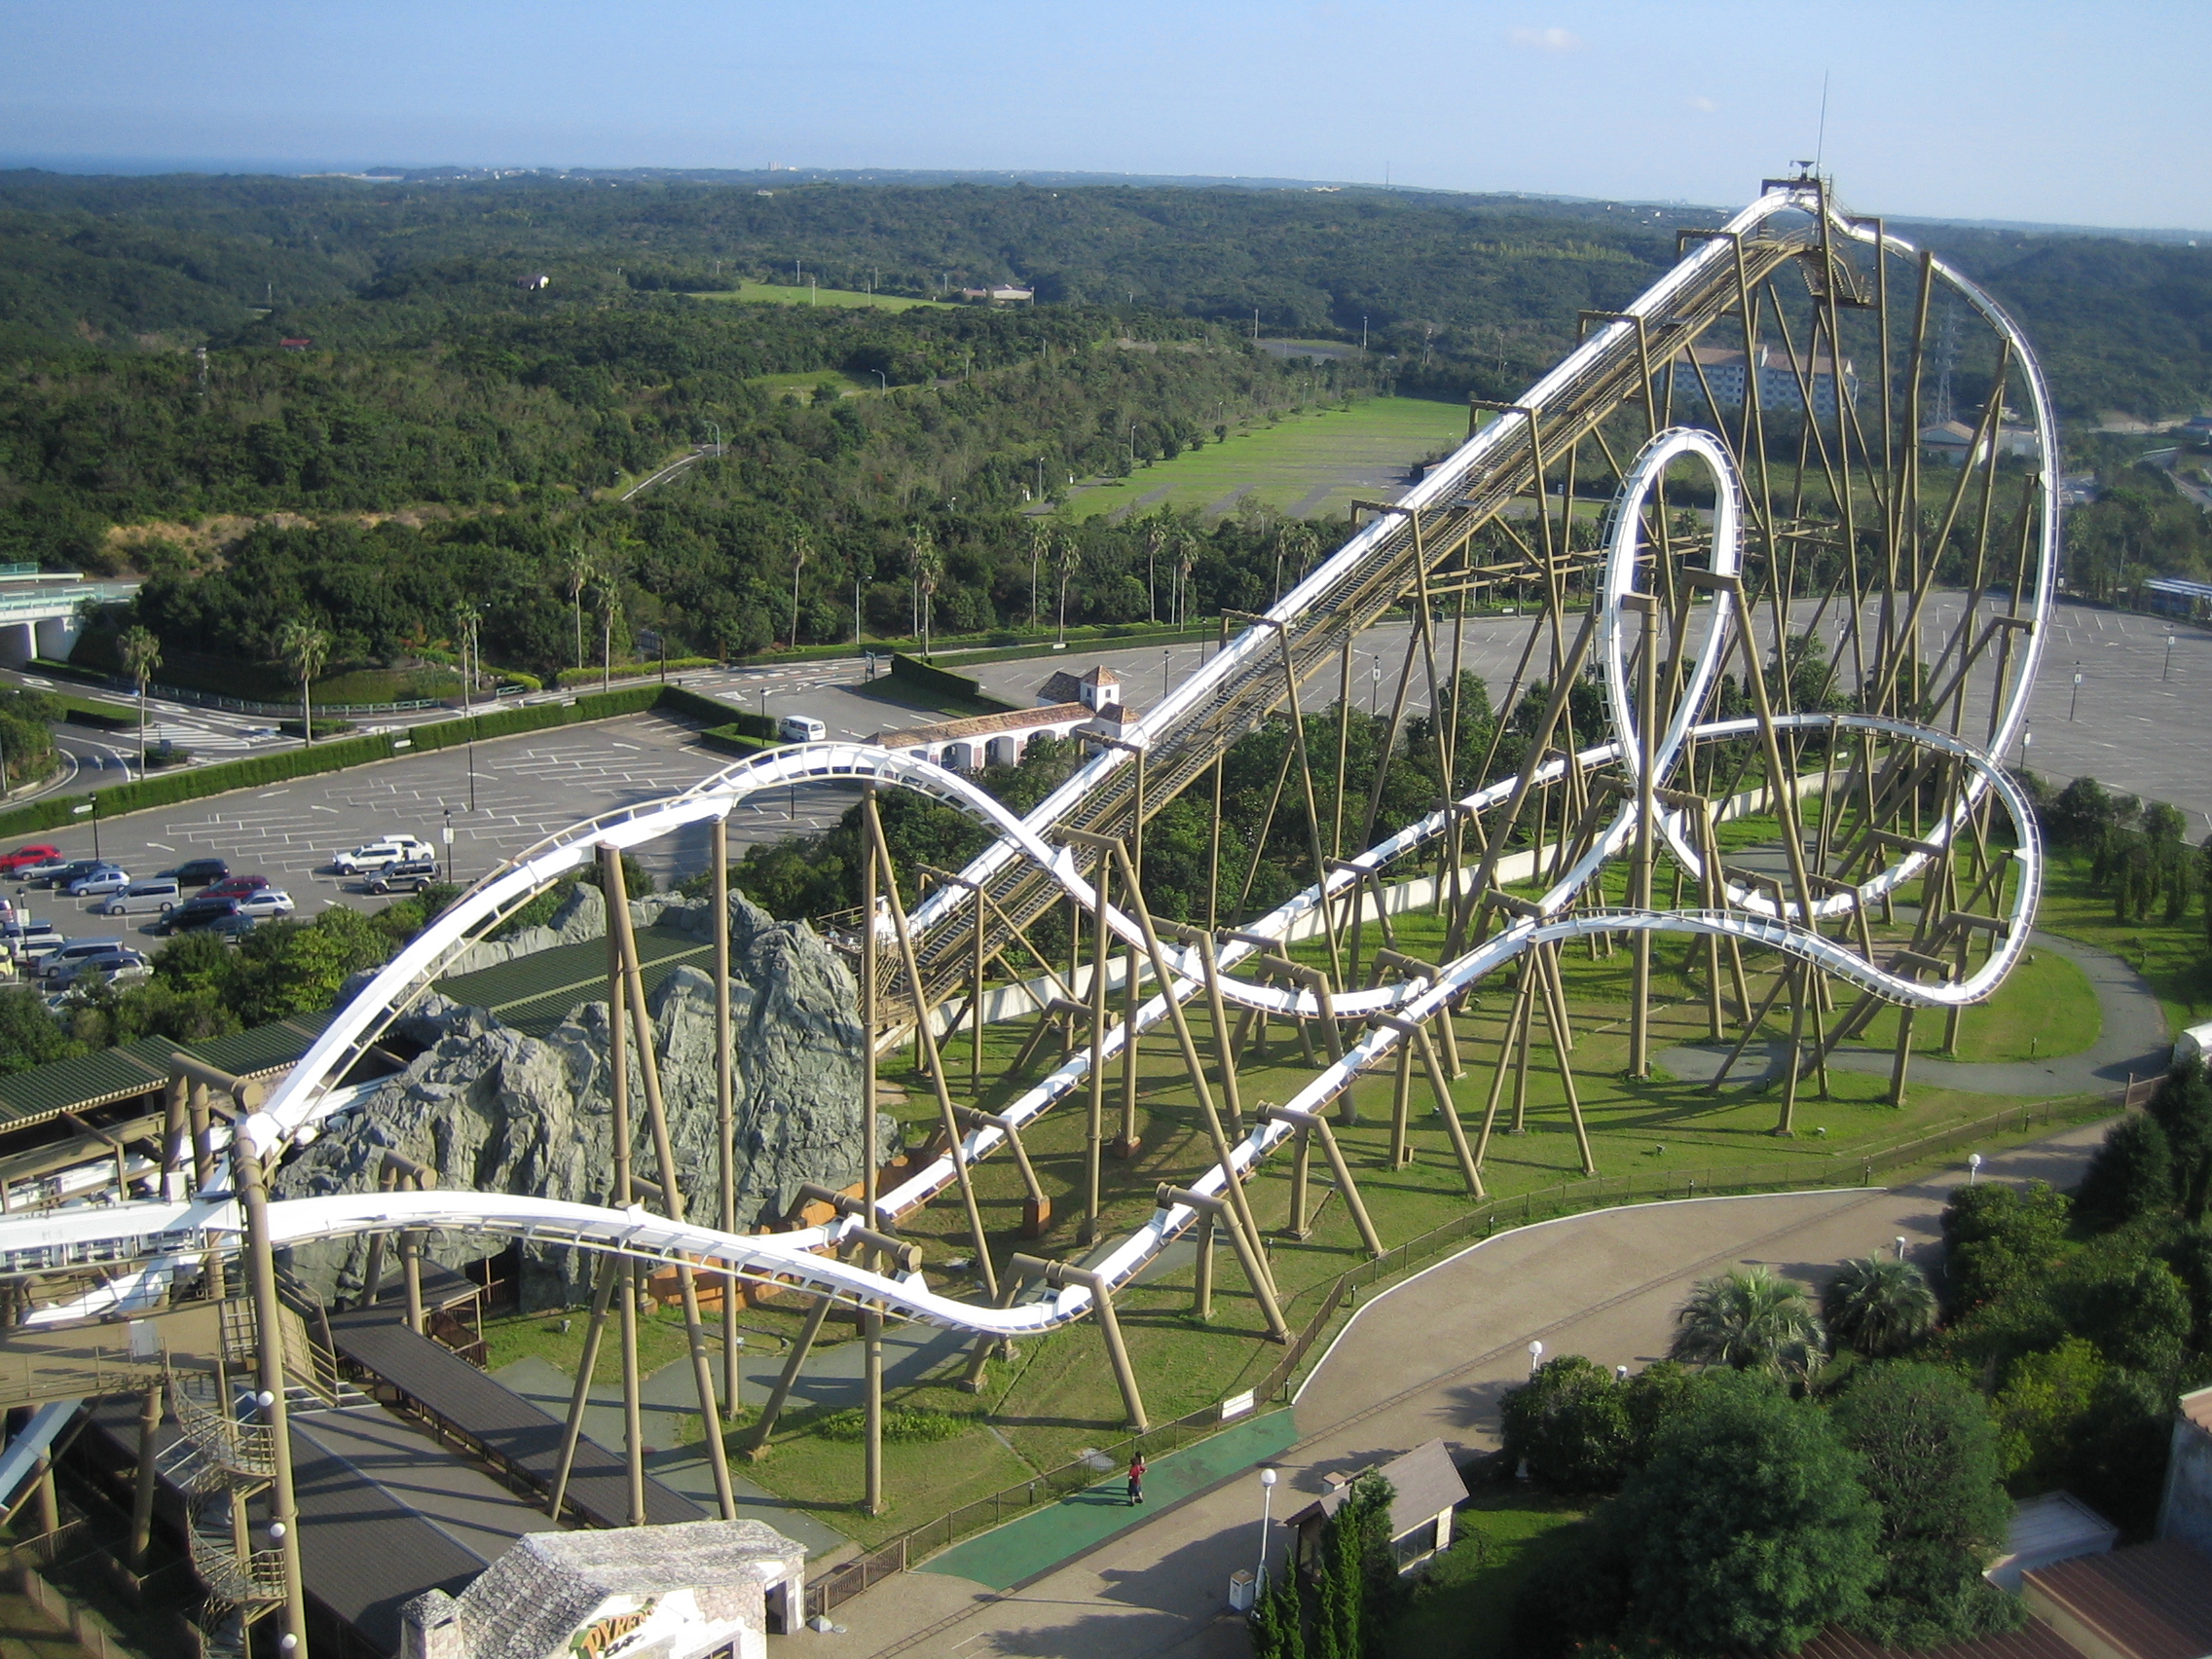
left=810, top=1406, right=967, bottom=1444
left=1823, top=1257, right=1939, bottom=1357
left=1940, top=1181, right=2071, bottom=1314
left=2077, top=1117, right=2178, bottom=1230
left=1668, top=1264, right=1827, bottom=1379
left=1499, top=1354, right=1632, bottom=1491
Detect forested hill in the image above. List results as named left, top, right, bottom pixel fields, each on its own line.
left=3, top=170, right=2208, bottom=415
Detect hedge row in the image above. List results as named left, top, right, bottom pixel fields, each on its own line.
left=0, top=682, right=747, bottom=844
left=554, top=659, right=719, bottom=688
left=56, top=697, right=136, bottom=733
left=699, top=725, right=781, bottom=757
left=888, top=653, right=1021, bottom=714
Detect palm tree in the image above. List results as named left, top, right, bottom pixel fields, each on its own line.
left=117, top=625, right=162, bottom=772
left=1172, top=531, right=1197, bottom=629
left=789, top=533, right=813, bottom=648
left=276, top=619, right=330, bottom=748
left=594, top=574, right=624, bottom=692
left=1145, top=520, right=1167, bottom=622
left=1822, top=1256, right=1938, bottom=1357
left=1052, top=530, right=1083, bottom=645
left=908, top=527, right=941, bottom=657
left=564, top=545, right=596, bottom=671
left=1028, top=522, right=1051, bottom=630
left=1668, top=1264, right=1826, bottom=1379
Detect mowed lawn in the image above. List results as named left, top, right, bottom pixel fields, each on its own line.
left=686, top=281, right=943, bottom=312
left=1063, top=395, right=1471, bottom=524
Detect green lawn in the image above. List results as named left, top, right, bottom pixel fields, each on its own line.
left=687, top=281, right=942, bottom=313
left=1062, top=395, right=1470, bottom=524
left=1387, top=1488, right=1588, bottom=1659
left=2031, top=848, right=2212, bottom=1035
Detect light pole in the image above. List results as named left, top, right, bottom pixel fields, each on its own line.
left=1256, top=1467, right=1278, bottom=1590
left=442, top=806, right=455, bottom=885
left=2069, top=664, right=2083, bottom=722
left=705, top=420, right=722, bottom=459
left=873, top=370, right=887, bottom=392
left=1968, top=1152, right=1983, bottom=1185
left=2165, top=632, right=2178, bottom=682
left=2020, top=725, right=2032, bottom=771
left=1371, top=654, right=1382, bottom=716
left=1528, top=1339, right=1544, bottom=1375
left=1895, top=1235, right=1909, bottom=1261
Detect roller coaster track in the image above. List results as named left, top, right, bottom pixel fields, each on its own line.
left=0, top=176, right=2059, bottom=1348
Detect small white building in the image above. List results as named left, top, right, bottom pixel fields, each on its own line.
left=1284, top=1439, right=1470, bottom=1575
left=875, top=665, right=1139, bottom=770
left=1985, top=1492, right=2120, bottom=1593
left=400, top=1520, right=805, bottom=1659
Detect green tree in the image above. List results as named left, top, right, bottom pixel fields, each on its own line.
left=232, top=906, right=396, bottom=1024
left=1669, top=1264, right=1828, bottom=1380
left=1823, top=1257, right=1939, bottom=1357
left=0, top=985, right=86, bottom=1076
left=1621, top=1360, right=1705, bottom=1468
left=1831, top=1364, right=2022, bottom=1647
left=2078, top=1258, right=2194, bottom=1373
left=1613, top=1373, right=1881, bottom=1653
left=276, top=617, right=329, bottom=748
left=1940, top=1180, right=2072, bottom=1313
left=1249, top=1567, right=1306, bottom=1659
left=2077, top=1116, right=2178, bottom=1231
left=1499, top=1354, right=1631, bottom=1491
left=564, top=544, right=596, bottom=671
left=117, top=623, right=162, bottom=771
left=2147, top=1058, right=2212, bottom=1221
left=1991, top=1338, right=2105, bottom=1483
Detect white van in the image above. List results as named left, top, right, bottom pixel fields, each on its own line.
left=99, top=877, right=181, bottom=917
left=778, top=715, right=828, bottom=744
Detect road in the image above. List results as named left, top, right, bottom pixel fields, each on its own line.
left=809, top=1119, right=2111, bottom=1659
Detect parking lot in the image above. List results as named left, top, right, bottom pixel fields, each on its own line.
left=1, top=712, right=866, bottom=955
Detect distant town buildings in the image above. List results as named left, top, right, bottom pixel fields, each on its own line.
left=519, top=274, right=551, bottom=290
left=1673, top=341, right=1857, bottom=420
left=1918, top=418, right=2043, bottom=465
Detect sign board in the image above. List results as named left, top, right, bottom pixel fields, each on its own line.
left=1220, top=1390, right=1255, bottom=1422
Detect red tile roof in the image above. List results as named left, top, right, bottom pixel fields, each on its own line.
left=1796, top=1618, right=2083, bottom=1659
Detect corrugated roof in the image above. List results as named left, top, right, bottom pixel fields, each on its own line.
left=2027, top=1539, right=2212, bottom=1659
left=1796, top=1617, right=2083, bottom=1659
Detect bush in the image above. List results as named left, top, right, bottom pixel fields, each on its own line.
left=2078, top=1116, right=2178, bottom=1230
left=810, top=1406, right=967, bottom=1444
left=1940, top=1181, right=2072, bottom=1314
left=553, top=657, right=719, bottom=687
left=1499, top=1355, right=1631, bottom=1491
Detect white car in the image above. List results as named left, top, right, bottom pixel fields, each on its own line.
left=332, top=836, right=435, bottom=875
left=235, top=890, right=296, bottom=919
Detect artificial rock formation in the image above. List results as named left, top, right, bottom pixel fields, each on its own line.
left=274, top=887, right=886, bottom=1308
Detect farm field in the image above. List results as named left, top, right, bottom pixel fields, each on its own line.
left=686, top=280, right=943, bottom=312
left=1062, top=394, right=1470, bottom=524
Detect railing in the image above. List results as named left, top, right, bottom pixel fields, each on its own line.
left=57, top=665, right=525, bottom=719
left=168, top=1375, right=276, bottom=1482
left=812, top=1086, right=2126, bottom=1613
left=184, top=1517, right=286, bottom=1610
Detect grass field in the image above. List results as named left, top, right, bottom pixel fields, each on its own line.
left=687, top=281, right=942, bottom=313
left=1387, top=1487, right=1587, bottom=1659
left=1063, top=395, right=1470, bottom=524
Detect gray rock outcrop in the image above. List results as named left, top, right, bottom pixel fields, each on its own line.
left=274, top=890, right=889, bottom=1309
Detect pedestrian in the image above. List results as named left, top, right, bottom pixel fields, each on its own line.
left=1127, top=1452, right=1146, bottom=1506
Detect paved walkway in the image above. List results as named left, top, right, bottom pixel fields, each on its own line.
left=808, top=1117, right=2112, bottom=1659
left=1660, top=928, right=2169, bottom=1097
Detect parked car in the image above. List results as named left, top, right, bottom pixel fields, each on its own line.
left=778, top=715, right=828, bottom=743
left=21, top=858, right=92, bottom=889
left=3, top=919, right=61, bottom=959
left=160, top=894, right=242, bottom=934
left=332, top=836, right=435, bottom=875
left=234, top=890, right=295, bottom=919
left=162, top=858, right=231, bottom=888
left=202, top=874, right=271, bottom=901
left=97, top=877, right=181, bottom=917
left=64, top=865, right=130, bottom=899
left=0, top=844, right=60, bottom=876
left=365, top=868, right=438, bottom=896
left=47, top=946, right=149, bottom=990
left=39, top=938, right=136, bottom=981
left=204, top=910, right=256, bottom=940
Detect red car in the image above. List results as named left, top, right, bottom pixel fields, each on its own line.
left=0, top=844, right=59, bottom=875
left=203, top=874, right=271, bottom=901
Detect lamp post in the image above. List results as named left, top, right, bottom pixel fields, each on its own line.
left=705, top=420, right=722, bottom=459
left=1895, top=1235, right=1909, bottom=1261
left=442, top=806, right=455, bottom=886
left=2069, top=664, right=2083, bottom=721
left=89, top=793, right=99, bottom=863
left=1528, top=1339, right=1544, bottom=1375
left=1257, top=1467, right=1278, bottom=1589
left=873, top=370, right=887, bottom=392
left=1968, top=1152, right=1983, bottom=1185
left=2165, top=633, right=2178, bottom=682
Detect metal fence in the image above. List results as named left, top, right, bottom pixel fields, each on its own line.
left=66, top=669, right=528, bottom=719
left=801, top=1084, right=2132, bottom=1619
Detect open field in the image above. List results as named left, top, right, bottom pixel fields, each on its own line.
left=686, top=281, right=942, bottom=312
left=747, top=368, right=883, bottom=399
left=1061, top=395, right=1469, bottom=524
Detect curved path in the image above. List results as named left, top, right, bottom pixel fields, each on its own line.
left=1659, top=928, right=2170, bottom=1098
left=811, top=1119, right=2113, bottom=1659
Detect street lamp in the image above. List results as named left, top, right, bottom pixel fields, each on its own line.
left=2069, top=663, right=2083, bottom=722
left=2165, top=633, right=2178, bottom=682
left=1528, top=1339, right=1544, bottom=1374
left=704, top=420, right=722, bottom=459
left=873, top=370, right=887, bottom=392
left=1257, top=1467, right=1278, bottom=1589
left=442, top=806, right=455, bottom=885
left=1968, top=1152, right=1983, bottom=1185
left=1895, top=1235, right=1909, bottom=1261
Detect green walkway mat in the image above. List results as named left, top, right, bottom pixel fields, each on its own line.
left=920, top=1409, right=1299, bottom=1591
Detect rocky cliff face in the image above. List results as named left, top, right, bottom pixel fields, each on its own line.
left=274, top=889, right=885, bottom=1309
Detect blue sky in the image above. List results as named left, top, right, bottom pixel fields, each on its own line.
left=2, top=0, right=2198, bottom=230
